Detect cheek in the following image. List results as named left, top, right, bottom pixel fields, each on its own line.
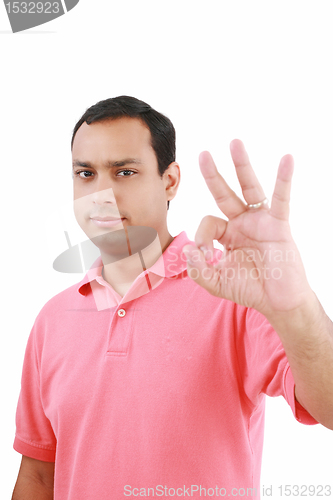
left=73, top=186, right=85, bottom=211
left=143, top=179, right=166, bottom=204
left=73, top=195, right=90, bottom=225
left=140, top=192, right=168, bottom=221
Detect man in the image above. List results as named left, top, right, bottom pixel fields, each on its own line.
left=12, top=96, right=333, bottom=499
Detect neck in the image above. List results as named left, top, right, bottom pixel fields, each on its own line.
left=100, top=229, right=174, bottom=297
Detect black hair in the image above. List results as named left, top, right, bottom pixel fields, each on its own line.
left=71, top=96, right=176, bottom=210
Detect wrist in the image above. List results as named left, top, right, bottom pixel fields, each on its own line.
left=266, top=290, right=322, bottom=341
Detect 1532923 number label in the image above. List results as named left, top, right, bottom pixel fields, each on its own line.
left=5, top=2, right=60, bottom=14
left=278, top=484, right=332, bottom=496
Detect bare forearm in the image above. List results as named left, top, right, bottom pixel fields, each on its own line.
left=12, top=474, right=54, bottom=500
left=268, top=291, right=333, bottom=430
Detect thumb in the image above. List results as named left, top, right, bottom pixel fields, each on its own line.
left=182, top=244, right=217, bottom=292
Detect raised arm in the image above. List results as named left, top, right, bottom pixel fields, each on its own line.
left=182, top=139, right=333, bottom=429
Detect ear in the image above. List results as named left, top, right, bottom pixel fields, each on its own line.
left=164, top=162, right=181, bottom=203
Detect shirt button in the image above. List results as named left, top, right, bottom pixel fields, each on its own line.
left=118, top=309, right=126, bottom=317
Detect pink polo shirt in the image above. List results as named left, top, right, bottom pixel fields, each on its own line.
left=14, top=230, right=317, bottom=499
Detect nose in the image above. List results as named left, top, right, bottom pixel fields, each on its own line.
left=92, top=186, right=117, bottom=205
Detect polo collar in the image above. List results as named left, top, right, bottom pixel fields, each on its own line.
left=77, top=230, right=192, bottom=295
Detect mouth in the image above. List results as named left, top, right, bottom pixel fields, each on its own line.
left=90, top=217, right=126, bottom=228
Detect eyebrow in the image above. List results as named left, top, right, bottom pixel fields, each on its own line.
left=72, top=158, right=143, bottom=169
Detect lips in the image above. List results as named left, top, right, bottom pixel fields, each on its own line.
left=91, top=217, right=124, bottom=221
left=90, top=217, right=125, bottom=228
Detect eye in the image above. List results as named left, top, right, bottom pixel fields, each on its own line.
left=74, top=170, right=94, bottom=179
left=116, top=169, right=136, bottom=177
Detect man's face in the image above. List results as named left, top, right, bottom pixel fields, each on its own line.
left=72, top=117, right=174, bottom=255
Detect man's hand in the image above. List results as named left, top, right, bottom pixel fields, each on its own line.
left=183, top=139, right=333, bottom=429
left=182, top=139, right=314, bottom=322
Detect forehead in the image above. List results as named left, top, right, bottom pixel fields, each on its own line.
left=72, top=117, right=153, bottom=158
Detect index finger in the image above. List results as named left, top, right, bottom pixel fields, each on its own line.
left=199, top=151, right=246, bottom=219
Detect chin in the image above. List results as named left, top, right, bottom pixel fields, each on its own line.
left=89, top=229, right=130, bottom=256
left=81, top=222, right=159, bottom=256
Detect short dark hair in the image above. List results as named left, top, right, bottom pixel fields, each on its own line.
left=71, top=96, right=176, bottom=210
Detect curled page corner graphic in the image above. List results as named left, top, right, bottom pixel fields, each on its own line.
left=64, top=0, right=79, bottom=12
left=3, top=0, right=81, bottom=33
left=53, top=230, right=100, bottom=273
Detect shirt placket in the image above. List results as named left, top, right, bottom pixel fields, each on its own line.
left=106, top=302, right=136, bottom=355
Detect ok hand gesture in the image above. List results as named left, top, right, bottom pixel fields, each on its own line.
left=182, top=140, right=313, bottom=321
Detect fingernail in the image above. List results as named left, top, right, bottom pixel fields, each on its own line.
left=200, top=245, right=213, bottom=262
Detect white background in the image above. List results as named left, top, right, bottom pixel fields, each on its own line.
left=1, top=1, right=333, bottom=497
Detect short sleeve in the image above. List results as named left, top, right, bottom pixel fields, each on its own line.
left=284, top=364, right=318, bottom=425
left=13, top=319, right=57, bottom=461
left=240, top=307, right=318, bottom=426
